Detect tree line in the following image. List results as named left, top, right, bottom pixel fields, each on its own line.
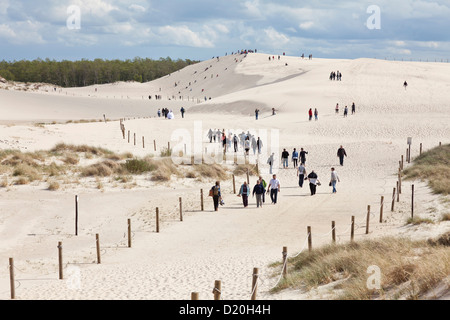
left=0, top=57, right=198, bottom=88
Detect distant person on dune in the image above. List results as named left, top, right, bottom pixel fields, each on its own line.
left=351, top=102, right=356, bottom=115
left=404, top=81, right=408, bottom=90
left=308, top=108, right=313, bottom=121
left=337, top=145, right=347, bottom=166
left=314, top=108, right=319, bottom=121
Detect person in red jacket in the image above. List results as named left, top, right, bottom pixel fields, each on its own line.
left=308, top=108, right=313, bottom=121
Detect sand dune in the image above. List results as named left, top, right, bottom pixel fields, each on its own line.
left=0, top=53, right=449, bottom=300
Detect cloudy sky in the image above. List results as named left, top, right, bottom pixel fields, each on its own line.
left=1, top=0, right=449, bottom=61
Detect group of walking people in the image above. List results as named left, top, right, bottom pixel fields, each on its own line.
left=207, top=129, right=264, bottom=155
left=329, top=71, right=342, bottom=81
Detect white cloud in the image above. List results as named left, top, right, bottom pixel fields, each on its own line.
left=158, top=25, right=214, bottom=48
left=299, top=21, right=314, bottom=30
left=263, top=27, right=290, bottom=47
left=128, top=4, right=146, bottom=12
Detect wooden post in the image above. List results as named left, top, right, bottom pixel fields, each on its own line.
left=397, top=181, right=400, bottom=202
left=406, top=148, right=409, bottom=164
left=251, top=268, right=259, bottom=300
left=366, top=205, right=371, bottom=235
left=401, top=155, right=404, bottom=170
left=168, top=141, right=171, bottom=151
left=351, top=216, right=355, bottom=242
left=200, top=189, right=204, bottom=211
left=213, top=280, right=221, bottom=300
left=75, top=195, right=78, bottom=236
left=246, top=168, right=250, bottom=185
left=191, top=292, right=199, bottom=300
left=154, top=140, right=156, bottom=151
left=408, top=144, right=411, bottom=163
left=420, top=143, right=422, bottom=155
left=156, top=208, right=160, bottom=233
left=391, top=188, right=396, bottom=211
left=411, top=184, right=415, bottom=219
left=232, top=174, right=236, bottom=194
left=58, top=241, right=63, bottom=280
left=9, top=258, right=15, bottom=299
left=128, top=130, right=130, bottom=143
left=398, top=169, right=402, bottom=194
left=331, top=221, right=336, bottom=243
left=179, top=197, right=183, bottom=222
left=134, top=133, right=136, bottom=146
left=127, top=219, right=132, bottom=248
left=307, top=226, right=312, bottom=252
left=282, top=247, right=288, bottom=278
left=96, top=234, right=101, bottom=264
left=142, top=136, right=145, bottom=148
left=380, top=196, right=384, bottom=223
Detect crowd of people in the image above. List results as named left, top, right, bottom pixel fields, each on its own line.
left=206, top=129, right=264, bottom=155
left=212, top=143, right=347, bottom=210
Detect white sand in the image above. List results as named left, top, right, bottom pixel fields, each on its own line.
left=0, top=53, right=449, bottom=300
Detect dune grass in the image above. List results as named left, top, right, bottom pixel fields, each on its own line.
left=403, top=144, right=450, bottom=195
left=270, top=236, right=450, bottom=300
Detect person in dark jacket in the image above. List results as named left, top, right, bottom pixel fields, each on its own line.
left=239, top=181, right=251, bottom=208
left=307, top=171, right=320, bottom=196
left=211, top=181, right=222, bottom=211
left=252, top=180, right=265, bottom=208
left=337, top=146, right=347, bottom=166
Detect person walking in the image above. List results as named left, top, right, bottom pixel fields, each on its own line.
left=281, top=149, right=289, bottom=169
left=292, top=148, right=299, bottom=168
left=330, top=167, right=340, bottom=193
left=210, top=181, right=222, bottom=211
left=233, top=134, right=239, bottom=152
left=258, top=176, right=267, bottom=203
left=351, top=102, right=356, bottom=115
left=239, top=181, right=251, bottom=208
left=267, top=174, right=281, bottom=204
left=267, top=153, right=275, bottom=174
left=404, top=81, right=408, bottom=90
left=307, top=171, right=320, bottom=196
left=252, top=180, right=265, bottom=208
left=344, top=106, right=348, bottom=117
left=300, top=148, right=308, bottom=165
left=335, top=103, right=339, bottom=114
left=180, top=107, right=185, bottom=118
left=256, top=137, right=263, bottom=154
left=314, top=108, right=319, bottom=121
left=157, top=109, right=161, bottom=117
left=337, top=145, right=347, bottom=166
left=308, top=108, right=313, bottom=121
left=207, top=129, right=213, bottom=143
left=255, top=108, right=260, bottom=120
left=251, top=137, right=257, bottom=155
left=244, top=137, right=251, bottom=156
left=297, top=163, right=307, bottom=188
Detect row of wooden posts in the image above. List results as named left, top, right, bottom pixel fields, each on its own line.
left=191, top=142, right=445, bottom=300
left=7, top=142, right=443, bottom=299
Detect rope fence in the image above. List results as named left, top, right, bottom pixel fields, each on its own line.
left=2, top=141, right=445, bottom=300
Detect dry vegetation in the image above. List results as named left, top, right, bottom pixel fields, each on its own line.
left=403, top=144, right=450, bottom=195
left=0, top=144, right=242, bottom=189
left=271, top=235, right=450, bottom=300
